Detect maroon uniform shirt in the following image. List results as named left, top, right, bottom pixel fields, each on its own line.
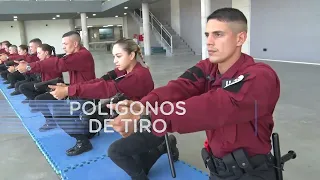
left=28, top=47, right=96, bottom=85
left=139, top=53, right=280, bottom=158
left=40, top=56, right=63, bottom=81
left=68, top=63, right=154, bottom=101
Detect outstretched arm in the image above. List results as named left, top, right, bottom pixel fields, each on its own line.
left=149, top=68, right=280, bottom=136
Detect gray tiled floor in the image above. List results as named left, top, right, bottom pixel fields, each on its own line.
left=1, top=52, right=319, bottom=180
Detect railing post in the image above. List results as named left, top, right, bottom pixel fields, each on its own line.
left=160, top=24, right=163, bottom=41
left=171, top=37, right=173, bottom=53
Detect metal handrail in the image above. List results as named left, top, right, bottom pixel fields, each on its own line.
left=133, top=9, right=173, bottom=53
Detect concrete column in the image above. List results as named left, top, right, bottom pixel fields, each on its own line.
left=171, top=0, right=180, bottom=35
left=122, top=15, right=129, bottom=38
left=201, top=0, right=211, bottom=60
left=80, top=13, right=89, bottom=50
left=232, top=0, right=251, bottom=55
left=69, top=19, right=75, bottom=31
left=142, top=3, right=151, bottom=56
left=17, top=21, right=27, bottom=45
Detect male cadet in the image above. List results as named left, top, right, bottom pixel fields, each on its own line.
left=10, top=38, right=42, bottom=96
left=109, top=8, right=280, bottom=180
left=16, top=31, right=96, bottom=156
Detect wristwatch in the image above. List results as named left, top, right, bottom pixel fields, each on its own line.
left=26, top=64, right=31, bottom=71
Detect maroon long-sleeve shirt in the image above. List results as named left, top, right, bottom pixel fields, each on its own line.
left=68, top=63, right=154, bottom=101
left=40, top=56, right=63, bottom=81
left=140, top=53, right=280, bottom=158
left=28, top=47, right=96, bottom=85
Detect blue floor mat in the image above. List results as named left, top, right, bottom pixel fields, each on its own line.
left=62, top=155, right=209, bottom=180
left=0, top=79, right=209, bottom=180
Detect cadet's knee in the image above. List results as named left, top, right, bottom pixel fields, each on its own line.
left=107, top=140, right=123, bottom=158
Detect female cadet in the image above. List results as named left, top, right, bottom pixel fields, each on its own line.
left=48, top=39, right=179, bottom=167
left=19, top=44, right=62, bottom=108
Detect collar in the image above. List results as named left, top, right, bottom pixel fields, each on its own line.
left=212, top=53, right=254, bottom=86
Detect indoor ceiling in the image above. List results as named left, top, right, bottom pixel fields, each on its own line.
left=0, top=0, right=156, bottom=21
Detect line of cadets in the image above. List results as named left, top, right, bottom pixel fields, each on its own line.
left=0, top=32, right=179, bottom=179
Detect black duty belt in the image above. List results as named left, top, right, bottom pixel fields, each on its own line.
left=202, top=148, right=274, bottom=179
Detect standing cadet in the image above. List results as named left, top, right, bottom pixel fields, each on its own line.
left=16, top=31, right=96, bottom=156
left=48, top=38, right=179, bottom=161
left=109, top=8, right=280, bottom=180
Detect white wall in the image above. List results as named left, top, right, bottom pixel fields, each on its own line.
left=232, top=0, right=251, bottom=55
left=74, top=17, right=123, bottom=27
left=25, top=19, right=72, bottom=54
left=0, top=21, right=24, bottom=46
left=0, top=17, right=124, bottom=54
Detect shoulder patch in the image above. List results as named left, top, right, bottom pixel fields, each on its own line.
left=222, top=74, right=250, bottom=92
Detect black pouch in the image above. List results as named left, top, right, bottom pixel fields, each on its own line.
left=201, top=148, right=216, bottom=173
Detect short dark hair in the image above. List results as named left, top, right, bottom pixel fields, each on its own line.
left=2, top=41, right=11, bottom=48
left=207, top=8, right=247, bottom=32
left=62, top=31, right=80, bottom=38
left=29, top=38, right=42, bottom=45
left=19, top=45, right=28, bottom=51
left=9, top=45, right=17, bottom=49
left=62, top=31, right=81, bottom=44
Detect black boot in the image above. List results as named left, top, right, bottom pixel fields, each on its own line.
left=39, top=120, right=57, bottom=132
left=7, top=84, right=14, bottom=89
left=158, top=135, right=179, bottom=162
left=66, top=136, right=93, bottom=156
left=10, top=91, right=21, bottom=96
left=22, top=98, right=29, bottom=104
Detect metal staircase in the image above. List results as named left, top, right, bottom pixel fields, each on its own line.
left=130, top=9, right=195, bottom=56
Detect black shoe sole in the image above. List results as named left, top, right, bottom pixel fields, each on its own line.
left=66, top=145, right=93, bottom=156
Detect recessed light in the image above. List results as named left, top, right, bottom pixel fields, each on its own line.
left=124, top=7, right=128, bottom=9
left=87, top=26, right=92, bottom=28
left=124, top=13, right=127, bottom=15
left=86, top=16, right=88, bottom=18
left=115, top=15, right=118, bottom=17
left=56, top=15, right=60, bottom=17
left=117, top=25, right=122, bottom=27
left=14, top=19, right=17, bottom=21
left=13, top=16, right=17, bottom=18
left=93, top=14, right=96, bottom=16
left=52, top=17, right=56, bottom=20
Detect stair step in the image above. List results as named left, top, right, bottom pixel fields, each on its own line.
left=172, top=48, right=193, bottom=53
left=172, top=51, right=195, bottom=56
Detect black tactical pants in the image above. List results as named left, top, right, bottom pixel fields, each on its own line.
left=7, top=71, right=25, bottom=86
left=108, top=131, right=165, bottom=180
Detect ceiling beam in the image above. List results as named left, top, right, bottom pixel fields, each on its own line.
left=0, top=1, right=102, bottom=14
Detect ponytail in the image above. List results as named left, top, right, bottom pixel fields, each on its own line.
left=136, top=46, right=149, bottom=69
left=50, top=46, right=56, bottom=56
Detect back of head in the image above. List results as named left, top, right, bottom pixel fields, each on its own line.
left=114, top=38, right=148, bottom=69
left=39, top=43, right=56, bottom=56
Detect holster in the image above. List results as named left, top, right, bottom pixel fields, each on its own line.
left=201, top=148, right=216, bottom=173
